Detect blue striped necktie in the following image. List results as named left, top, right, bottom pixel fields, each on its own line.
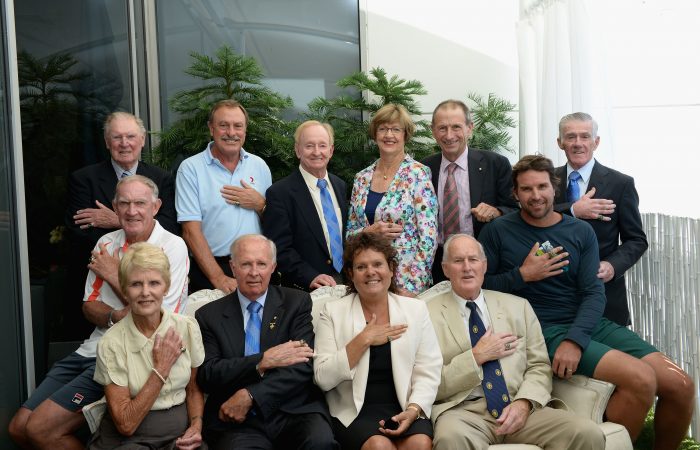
left=466, top=301, right=511, bottom=418
left=317, top=179, right=344, bottom=273
left=245, top=301, right=262, bottom=356
left=567, top=171, right=581, bottom=203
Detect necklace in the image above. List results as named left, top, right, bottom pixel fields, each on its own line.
left=377, top=160, right=402, bottom=180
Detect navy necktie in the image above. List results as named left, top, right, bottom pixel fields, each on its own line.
left=466, top=301, right=511, bottom=418
left=317, top=179, right=344, bottom=273
left=245, top=301, right=262, bottom=356
left=567, top=171, right=581, bottom=203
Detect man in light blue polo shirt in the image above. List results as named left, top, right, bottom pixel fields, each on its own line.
left=176, top=99, right=271, bottom=293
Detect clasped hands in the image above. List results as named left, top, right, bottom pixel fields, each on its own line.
left=379, top=405, right=421, bottom=437
left=219, top=339, right=313, bottom=423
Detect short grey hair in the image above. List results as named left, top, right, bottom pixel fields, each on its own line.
left=230, top=234, right=277, bottom=263
left=113, top=174, right=159, bottom=203
left=104, top=111, right=146, bottom=139
left=443, top=234, right=486, bottom=262
left=558, top=112, right=598, bottom=140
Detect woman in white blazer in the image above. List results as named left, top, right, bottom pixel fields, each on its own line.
left=314, top=233, right=442, bottom=450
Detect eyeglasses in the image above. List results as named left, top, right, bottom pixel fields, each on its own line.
left=110, top=134, right=140, bottom=143
left=377, top=126, right=404, bottom=136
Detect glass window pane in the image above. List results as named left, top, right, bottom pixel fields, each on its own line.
left=14, top=0, right=134, bottom=348
left=155, top=0, right=360, bottom=123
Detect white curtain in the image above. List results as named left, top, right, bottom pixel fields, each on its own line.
left=517, top=0, right=613, bottom=165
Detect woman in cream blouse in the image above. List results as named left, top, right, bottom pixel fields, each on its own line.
left=89, top=242, right=206, bottom=449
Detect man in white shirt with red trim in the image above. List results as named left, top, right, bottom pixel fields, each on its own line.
left=9, top=175, right=189, bottom=450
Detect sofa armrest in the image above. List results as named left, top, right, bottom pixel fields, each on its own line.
left=82, top=396, right=107, bottom=433
left=551, top=375, right=615, bottom=424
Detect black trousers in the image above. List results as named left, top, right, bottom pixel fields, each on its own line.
left=207, top=412, right=337, bottom=450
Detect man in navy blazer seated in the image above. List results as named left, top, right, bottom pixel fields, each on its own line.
left=63, top=111, right=177, bottom=338
left=553, top=112, right=648, bottom=326
left=422, top=100, right=517, bottom=283
left=263, top=120, right=347, bottom=291
left=195, top=234, right=337, bottom=450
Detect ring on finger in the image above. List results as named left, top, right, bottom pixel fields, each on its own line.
left=180, top=347, right=186, bottom=353
left=299, top=339, right=307, bottom=346
left=505, top=342, right=511, bottom=351
left=89, top=255, right=96, bottom=264
left=565, top=368, right=572, bottom=373
left=387, top=336, right=392, bottom=343
left=597, top=214, right=604, bottom=220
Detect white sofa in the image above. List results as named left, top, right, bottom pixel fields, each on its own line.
left=84, top=285, right=632, bottom=450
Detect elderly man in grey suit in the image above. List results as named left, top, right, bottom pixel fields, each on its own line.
left=426, top=234, right=603, bottom=449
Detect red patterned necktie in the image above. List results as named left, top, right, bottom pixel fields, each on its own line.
left=443, top=163, right=460, bottom=238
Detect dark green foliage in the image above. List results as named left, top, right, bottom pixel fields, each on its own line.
left=467, top=92, right=516, bottom=153
left=19, top=51, right=88, bottom=275
left=306, top=67, right=436, bottom=184
left=150, top=45, right=294, bottom=177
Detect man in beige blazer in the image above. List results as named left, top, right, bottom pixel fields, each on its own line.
left=426, top=234, right=604, bottom=449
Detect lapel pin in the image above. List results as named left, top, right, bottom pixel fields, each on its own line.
left=269, top=316, right=278, bottom=330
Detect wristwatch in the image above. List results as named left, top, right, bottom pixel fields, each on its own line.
left=107, top=310, right=115, bottom=328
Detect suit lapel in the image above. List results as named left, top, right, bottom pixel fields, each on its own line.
left=291, top=170, right=330, bottom=255
left=221, top=293, right=245, bottom=356
left=329, top=174, right=348, bottom=235
left=440, top=295, right=470, bottom=353
left=97, top=161, right=118, bottom=205
left=260, top=287, right=285, bottom=350
left=554, top=166, right=567, bottom=203
left=468, top=150, right=484, bottom=206
left=484, top=294, right=508, bottom=334
left=587, top=160, right=608, bottom=194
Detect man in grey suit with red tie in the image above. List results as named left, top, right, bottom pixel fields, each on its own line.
left=422, top=100, right=517, bottom=284
left=263, top=121, right=347, bottom=291
left=553, top=112, right=648, bottom=326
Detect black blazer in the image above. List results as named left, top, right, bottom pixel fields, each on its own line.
left=195, top=286, right=329, bottom=438
left=262, top=169, right=348, bottom=290
left=554, top=160, right=648, bottom=325
left=422, top=148, right=517, bottom=239
left=64, top=159, right=178, bottom=249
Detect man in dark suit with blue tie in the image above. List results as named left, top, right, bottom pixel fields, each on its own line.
left=63, top=111, right=177, bottom=338
left=263, top=121, right=347, bottom=291
left=195, top=234, right=336, bottom=450
left=422, top=100, right=517, bottom=284
left=553, top=112, right=648, bottom=326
